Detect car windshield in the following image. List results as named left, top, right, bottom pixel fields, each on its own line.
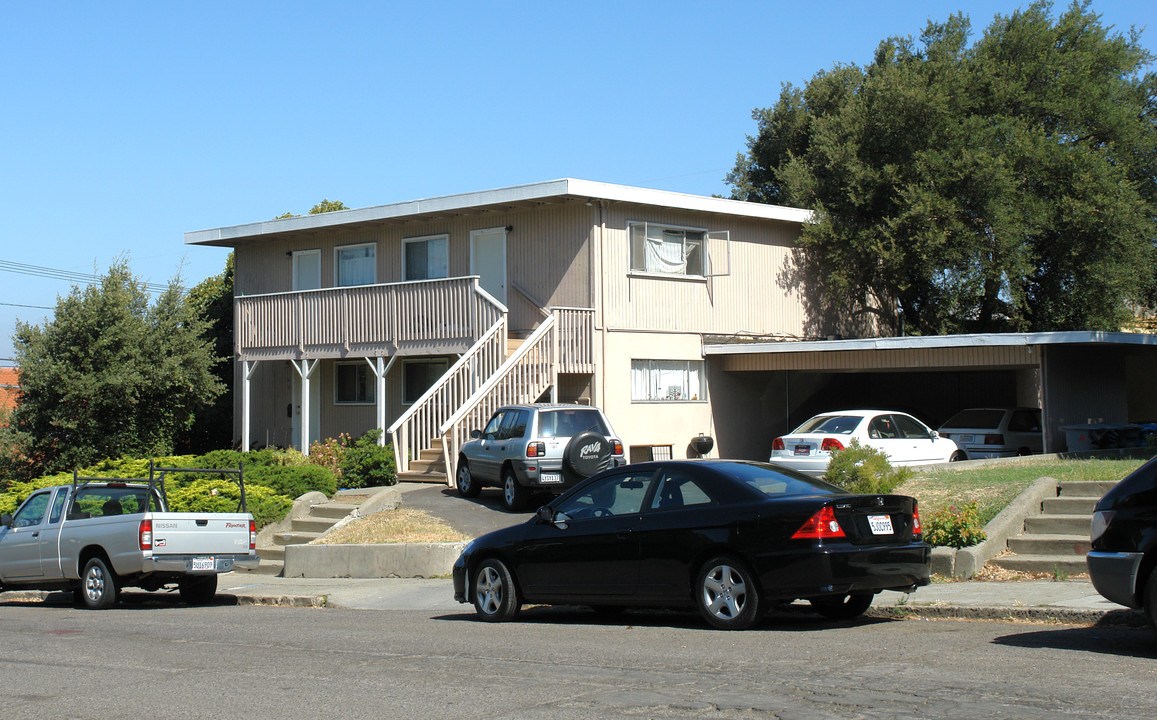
left=537, top=409, right=609, bottom=438
left=942, top=409, right=1005, bottom=429
left=795, top=415, right=862, bottom=435
left=716, top=462, right=847, bottom=497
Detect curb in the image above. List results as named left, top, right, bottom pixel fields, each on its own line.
left=233, top=593, right=328, bottom=608
left=868, top=604, right=1147, bottom=627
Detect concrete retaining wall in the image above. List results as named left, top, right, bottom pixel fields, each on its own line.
left=284, top=542, right=467, bottom=578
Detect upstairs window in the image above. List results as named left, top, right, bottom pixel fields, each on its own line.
left=629, top=222, right=705, bottom=276
left=335, top=243, right=376, bottom=286
left=403, top=234, right=449, bottom=281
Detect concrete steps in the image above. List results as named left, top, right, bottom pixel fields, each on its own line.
left=240, top=493, right=377, bottom=576
left=989, top=480, right=1111, bottom=576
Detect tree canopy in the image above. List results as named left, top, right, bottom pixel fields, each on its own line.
left=728, top=1, right=1157, bottom=337
left=6, top=260, right=224, bottom=476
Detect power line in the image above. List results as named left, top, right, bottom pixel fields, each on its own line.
left=0, top=260, right=175, bottom=294
left=0, top=301, right=53, bottom=310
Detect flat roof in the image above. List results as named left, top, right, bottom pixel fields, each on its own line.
left=704, top=331, right=1157, bottom=356
left=185, top=178, right=812, bottom=247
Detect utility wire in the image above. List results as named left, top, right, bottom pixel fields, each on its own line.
left=0, top=301, right=53, bottom=310
left=0, top=259, right=175, bottom=294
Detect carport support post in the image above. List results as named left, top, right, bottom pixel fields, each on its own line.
left=241, top=360, right=259, bottom=452
left=291, top=358, right=319, bottom=456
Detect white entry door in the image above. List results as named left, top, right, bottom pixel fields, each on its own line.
left=470, top=228, right=507, bottom=305
left=293, top=250, right=321, bottom=291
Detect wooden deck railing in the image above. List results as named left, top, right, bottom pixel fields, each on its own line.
left=234, top=276, right=504, bottom=360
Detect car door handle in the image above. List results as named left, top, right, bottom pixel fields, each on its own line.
left=31, top=531, right=39, bottom=537
left=617, top=530, right=632, bottom=540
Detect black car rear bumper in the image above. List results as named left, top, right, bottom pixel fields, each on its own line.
left=1087, top=551, right=1143, bottom=609
left=754, top=542, right=931, bottom=600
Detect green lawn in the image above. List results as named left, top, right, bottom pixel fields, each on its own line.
left=896, top=456, right=1149, bottom=526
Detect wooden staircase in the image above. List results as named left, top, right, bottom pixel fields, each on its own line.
left=989, top=481, right=1115, bottom=576
left=396, top=438, right=449, bottom=484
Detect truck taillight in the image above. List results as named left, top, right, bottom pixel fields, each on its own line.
left=139, top=518, right=153, bottom=550
left=250, top=519, right=256, bottom=551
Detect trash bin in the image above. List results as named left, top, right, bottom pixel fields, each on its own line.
left=1062, top=423, right=1142, bottom=451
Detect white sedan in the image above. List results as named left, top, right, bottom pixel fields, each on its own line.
left=768, top=410, right=964, bottom=477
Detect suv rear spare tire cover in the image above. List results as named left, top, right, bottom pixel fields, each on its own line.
left=564, top=431, right=613, bottom=478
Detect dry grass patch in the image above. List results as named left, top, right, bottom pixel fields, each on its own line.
left=312, top=508, right=469, bottom=544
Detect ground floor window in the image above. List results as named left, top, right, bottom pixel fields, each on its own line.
left=630, top=359, right=706, bottom=402
left=335, top=362, right=374, bottom=404
left=403, top=358, right=449, bottom=404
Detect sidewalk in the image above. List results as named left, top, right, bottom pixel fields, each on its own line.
left=216, top=574, right=1149, bottom=627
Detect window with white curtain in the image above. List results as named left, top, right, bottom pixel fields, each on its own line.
left=335, top=243, right=376, bottom=286
left=403, top=234, right=449, bottom=281
left=629, top=223, right=705, bottom=276
left=630, top=360, right=706, bottom=402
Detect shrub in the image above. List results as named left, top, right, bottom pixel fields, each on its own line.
left=924, top=502, right=987, bottom=548
left=246, top=464, right=337, bottom=499
left=823, top=439, right=912, bottom=495
left=308, top=430, right=396, bottom=489
left=165, top=478, right=292, bottom=529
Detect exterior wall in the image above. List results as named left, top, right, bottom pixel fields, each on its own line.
left=597, top=203, right=806, bottom=336
left=600, top=330, right=717, bottom=460
left=231, top=200, right=595, bottom=336
left=1042, top=346, right=1129, bottom=452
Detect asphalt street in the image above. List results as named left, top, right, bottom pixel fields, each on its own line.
left=1, top=601, right=1154, bottom=719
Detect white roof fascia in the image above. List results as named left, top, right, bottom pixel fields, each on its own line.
left=703, top=331, right=1157, bottom=356
left=184, top=178, right=811, bottom=246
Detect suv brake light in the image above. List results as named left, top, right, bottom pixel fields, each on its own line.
left=139, top=518, right=152, bottom=550
left=820, top=438, right=845, bottom=452
left=611, top=439, right=624, bottom=456
left=772, top=438, right=785, bottom=451
left=526, top=442, right=545, bottom=458
left=791, top=506, right=846, bottom=539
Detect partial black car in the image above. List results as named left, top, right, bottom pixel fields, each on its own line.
left=1087, top=455, right=1157, bottom=633
left=453, top=459, right=930, bottom=630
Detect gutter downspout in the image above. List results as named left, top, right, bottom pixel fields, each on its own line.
left=597, top=200, right=607, bottom=410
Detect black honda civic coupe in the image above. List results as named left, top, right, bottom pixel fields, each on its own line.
left=452, top=459, right=930, bottom=629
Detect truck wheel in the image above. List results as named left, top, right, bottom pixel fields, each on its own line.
left=81, top=557, right=118, bottom=609
left=179, top=575, right=219, bottom=606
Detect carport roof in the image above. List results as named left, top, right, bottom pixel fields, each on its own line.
left=704, top=331, right=1157, bottom=357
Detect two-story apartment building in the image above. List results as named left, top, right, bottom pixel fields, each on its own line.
left=185, top=179, right=811, bottom=478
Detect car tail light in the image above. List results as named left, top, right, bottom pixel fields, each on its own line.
left=820, top=438, right=845, bottom=452
left=139, top=518, right=152, bottom=550
left=526, top=442, right=545, bottom=457
left=772, top=438, right=785, bottom=451
left=792, top=506, right=846, bottom=539
left=911, top=503, right=922, bottom=539
left=984, top=434, right=1004, bottom=445
left=612, top=439, right=624, bottom=456
left=250, top=519, right=257, bottom=551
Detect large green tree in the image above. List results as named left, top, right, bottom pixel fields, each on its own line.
left=179, top=252, right=234, bottom=453
left=9, top=260, right=224, bottom=475
left=728, top=1, right=1157, bottom=337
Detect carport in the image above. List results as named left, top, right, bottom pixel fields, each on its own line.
left=703, top=332, right=1157, bottom=461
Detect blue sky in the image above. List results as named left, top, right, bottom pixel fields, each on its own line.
left=2, top=1, right=1154, bottom=361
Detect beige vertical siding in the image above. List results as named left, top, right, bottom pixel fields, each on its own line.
left=597, top=203, right=806, bottom=337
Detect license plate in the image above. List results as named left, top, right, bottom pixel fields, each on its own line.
left=191, top=557, right=215, bottom=571
left=959, top=434, right=974, bottom=443
left=868, top=515, right=894, bottom=535
left=540, top=472, right=562, bottom=484
left=793, top=444, right=812, bottom=456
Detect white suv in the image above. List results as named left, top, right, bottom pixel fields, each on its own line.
left=455, top=403, right=626, bottom=511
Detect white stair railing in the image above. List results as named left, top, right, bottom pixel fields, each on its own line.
left=439, top=313, right=559, bottom=487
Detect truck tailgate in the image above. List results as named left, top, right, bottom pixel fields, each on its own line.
left=149, top=513, right=252, bottom=555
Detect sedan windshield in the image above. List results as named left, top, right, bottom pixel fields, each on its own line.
left=795, top=415, right=862, bottom=435
left=715, top=462, right=847, bottom=497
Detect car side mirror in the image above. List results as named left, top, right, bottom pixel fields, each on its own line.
left=535, top=506, right=553, bottom=524
left=470, top=429, right=481, bottom=440
left=929, top=430, right=940, bottom=440
left=0, top=514, right=11, bottom=528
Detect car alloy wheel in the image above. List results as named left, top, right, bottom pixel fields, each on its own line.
left=472, top=558, right=520, bottom=622
left=695, top=556, right=760, bottom=630
left=456, top=458, right=480, bottom=498
left=502, top=470, right=528, bottom=512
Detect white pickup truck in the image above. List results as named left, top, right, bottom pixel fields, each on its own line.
left=0, top=466, right=259, bottom=608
